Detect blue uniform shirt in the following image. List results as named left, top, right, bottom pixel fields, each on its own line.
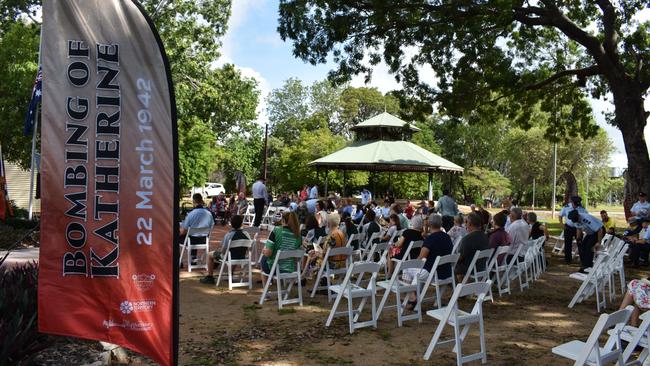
left=181, top=206, right=213, bottom=233
left=560, top=204, right=587, bottom=228
left=574, top=212, right=603, bottom=235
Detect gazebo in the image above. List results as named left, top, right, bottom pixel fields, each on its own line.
left=309, top=112, right=463, bottom=200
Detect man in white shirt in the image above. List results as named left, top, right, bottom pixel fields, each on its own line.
left=506, top=207, right=529, bottom=256
left=252, top=177, right=267, bottom=227
left=361, top=188, right=372, bottom=205
left=435, top=189, right=459, bottom=231
left=631, top=192, right=650, bottom=221
left=309, top=184, right=319, bottom=199
left=180, top=193, right=214, bottom=264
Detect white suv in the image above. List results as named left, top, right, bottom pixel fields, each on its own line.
left=190, top=182, right=225, bottom=198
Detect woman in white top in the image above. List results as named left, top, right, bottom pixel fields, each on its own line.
left=316, top=200, right=328, bottom=228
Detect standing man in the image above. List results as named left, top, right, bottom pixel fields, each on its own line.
left=559, top=196, right=587, bottom=264
left=309, top=183, right=319, bottom=199
left=435, top=189, right=459, bottom=232
left=361, top=188, right=372, bottom=206
left=180, top=193, right=214, bottom=264
left=252, top=177, right=267, bottom=227
left=568, top=209, right=604, bottom=272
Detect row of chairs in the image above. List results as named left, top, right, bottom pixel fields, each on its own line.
left=553, top=306, right=650, bottom=365
left=568, top=234, right=628, bottom=312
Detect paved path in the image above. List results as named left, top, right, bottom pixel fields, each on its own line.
left=0, top=247, right=39, bottom=268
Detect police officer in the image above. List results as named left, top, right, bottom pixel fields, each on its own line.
left=559, top=196, right=587, bottom=264
left=567, top=209, right=604, bottom=272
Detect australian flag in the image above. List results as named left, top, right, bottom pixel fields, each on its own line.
left=24, top=66, right=42, bottom=136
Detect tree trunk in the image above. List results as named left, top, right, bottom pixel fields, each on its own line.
left=613, top=86, right=650, bottom=219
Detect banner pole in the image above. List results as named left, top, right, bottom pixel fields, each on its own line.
left=27, top=25, right=43, bottom=221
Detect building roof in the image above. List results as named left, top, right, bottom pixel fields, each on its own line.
left=350, top=112, right=420, bottom=132
left=309, top=140, right=463, bottom=173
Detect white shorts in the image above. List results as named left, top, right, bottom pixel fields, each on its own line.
left=402, top=268, right=430, bottom=285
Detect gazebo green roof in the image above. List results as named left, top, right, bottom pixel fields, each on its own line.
left=350, top=112, right=420, bottom=132
left=308, top=140, right=463, bottom=173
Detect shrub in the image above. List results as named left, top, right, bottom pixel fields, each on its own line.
left=0, top=261, right=49, bottom=365
left=4, top=218, right=38, bottom=230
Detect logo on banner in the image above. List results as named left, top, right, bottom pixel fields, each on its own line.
left=120, top=300, right=156, bottom=314
left=132, top=273, right=156, bottom=291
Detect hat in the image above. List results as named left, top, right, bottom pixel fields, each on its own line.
left=570, top=196, right=582, bottom=204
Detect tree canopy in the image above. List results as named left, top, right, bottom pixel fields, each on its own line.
left=278, top=0, right=650, bottom=212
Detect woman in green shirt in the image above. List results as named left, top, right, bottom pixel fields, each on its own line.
left=260, top=211, right=302, bottom=282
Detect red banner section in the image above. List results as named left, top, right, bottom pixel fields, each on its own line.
left=38, top=1, right=178, bottom=365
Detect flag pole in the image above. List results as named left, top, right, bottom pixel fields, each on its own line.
left=28, top=110, right=39, bottom=220
left=28, top=28, right=43, bottom=221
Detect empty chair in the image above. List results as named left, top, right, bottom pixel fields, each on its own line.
left=376, top=258, right=425, bottom=327
left=616, top=310, right=650, bottom=365
left=423, top=280, right=493, bottom=365
left=552, top=306, right=633, bottom=365
left=461, top=248, right=496, bottom=301
left=568, top=253, right=611, bottom=312
left=259, top=249, right=304, bottom=309
left=326, top=262, right=381, bottom=334
left=215, top=239, right=254, bottom=290
left=310, top=246, right=354, bottom=301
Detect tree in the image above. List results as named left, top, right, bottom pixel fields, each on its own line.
left=0, top=20, right=39, bottom=168
left=463, top=166, right=512, bottom=204
left=0, top=1, right=261, bottom=190
left=278, top=1, right=650, bottom=212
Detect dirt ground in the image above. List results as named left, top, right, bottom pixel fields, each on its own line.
left=172, top=225, right=647, bottom=366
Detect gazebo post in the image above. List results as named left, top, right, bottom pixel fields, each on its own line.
left=343, top=170, right=348, bottom=197
left=428, top=171, right=433, bottom=201
left=324, top=169, right=329, bottom=197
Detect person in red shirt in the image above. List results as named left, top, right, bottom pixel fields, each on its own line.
left=405, top=200, right=415, bottom=219
left=299, top=184, right=309, bottom=201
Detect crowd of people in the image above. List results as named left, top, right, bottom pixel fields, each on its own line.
left=177, top=182, right=650, bottom=355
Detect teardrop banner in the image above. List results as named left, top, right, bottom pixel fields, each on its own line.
left=38, top=1, right=179, bottom=365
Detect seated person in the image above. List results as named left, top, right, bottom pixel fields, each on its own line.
left=341, top=215, right=359, bottom=250
left=259, top=212, right=302, bottom=283
left=315, top=213, right=346, bottom=269
left=630, top=192, right=650, bottom=223
left=179, top=193, right=213, bottom=265
left=388, top=215, right=424, bottom=275
left=628, top=219, right=650, bottom=267
left=381, top=214, right=401, bottom=243
left=302, top=214, right=327, bottom=245
left=362, top=209, right=381, bottom=244
left=403, top=214, right=453, bottom=310
left=447, top=214, right=467, bottom=244
left=200, top=215, right=251, bottom=284
left=600, top=210, right=616, bottom=235
left=619, top=277, right=650, bottom=327
left=488, top=211, right=511, bottom=265
left=353, top=204, right=365, bottom=224
left=526, top=212, right=549, bottom=241
left=456, top=213, right=489, bottom=282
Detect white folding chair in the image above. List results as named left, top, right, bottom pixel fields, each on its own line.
left=616, top=310, right=650, bottom=366
left=569, top=253, right=611, bottom=312
left=419, top=253, right=459, bottom=309
left=451, top=236, right=462, bottom=254
left=242, top=203, right=255, bottom=226
left=551, top=231, right=565, bottom=255
left=376, top=258, right=425, bottom=327
left=216, top=239, right=254, bottom=290
left=552, top=306, right=633, bottom=365
left=461, top=248, right=496, bottom=301
left=179, top=226, right=212, bottom=272
left=310, top=246, right=354, bottom=301
left=423, top=280, right=493, bottom=364
left=325, top=261, right=381, bottom=334
left=403, top=240, right=424, bottom=260
left=259, top=249, right=304, bottom=309
left=489, top=246, right=512, bottom=296
left=242, top=227, right=261, bottom=264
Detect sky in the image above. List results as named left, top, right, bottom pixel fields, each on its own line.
left=220, top=0, right=649, bottom=169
